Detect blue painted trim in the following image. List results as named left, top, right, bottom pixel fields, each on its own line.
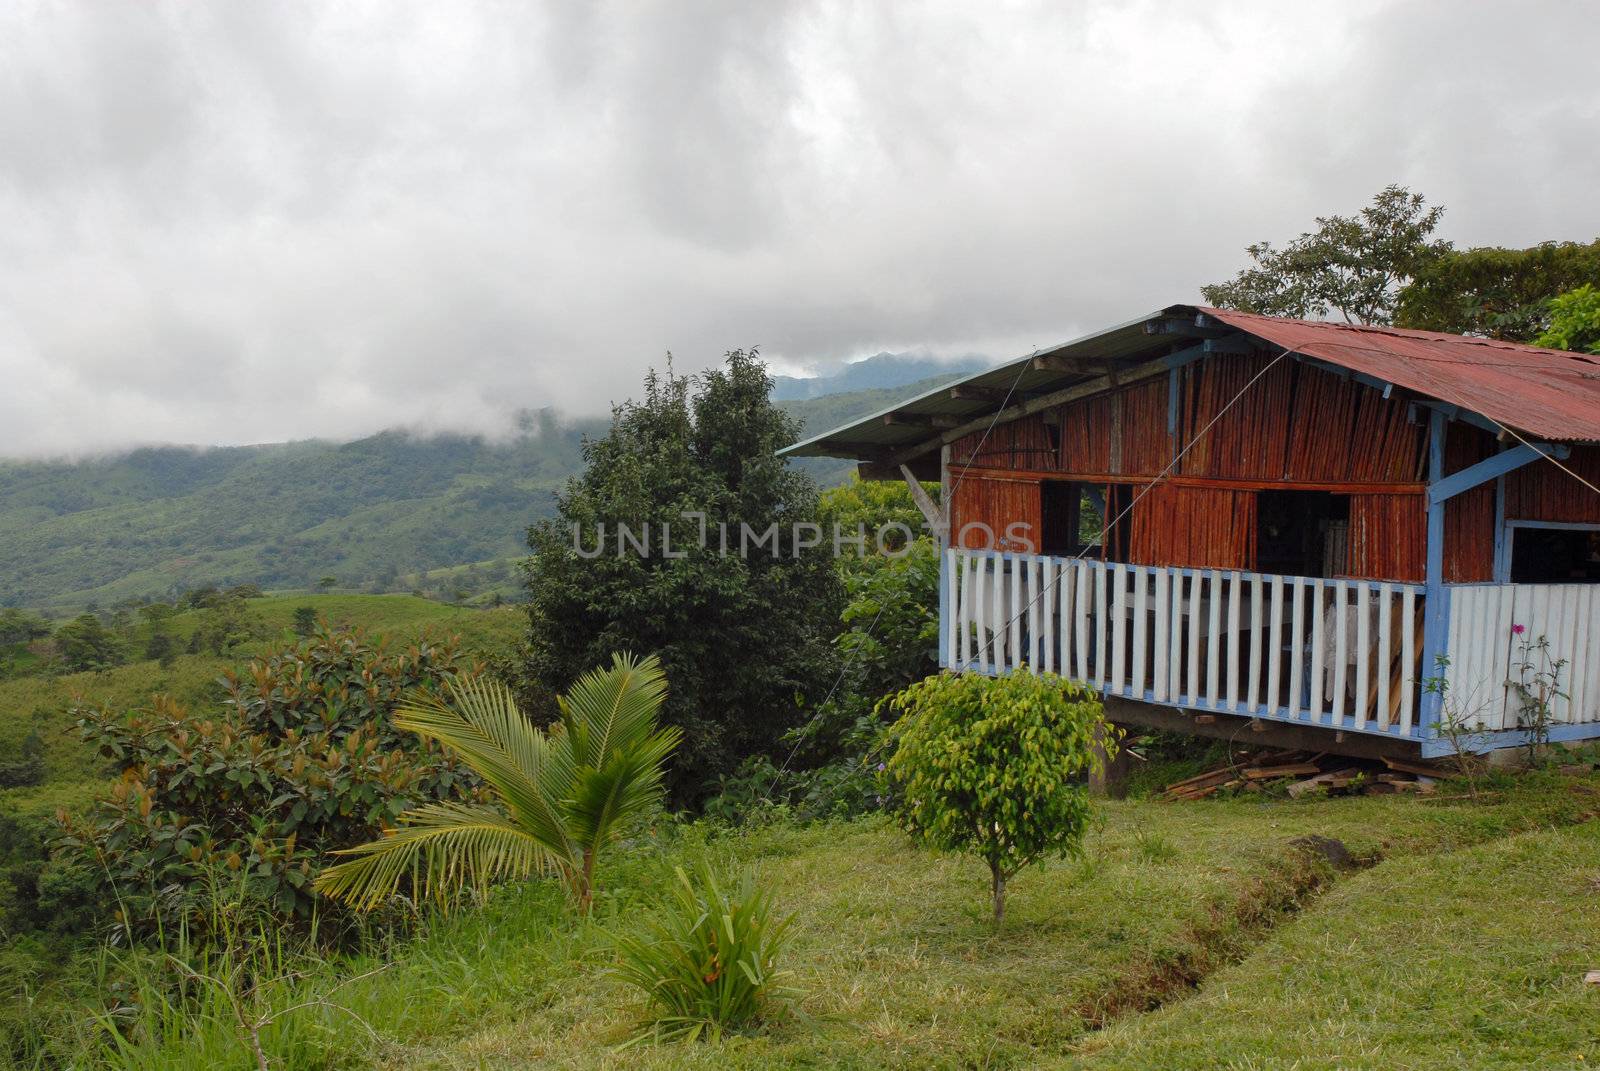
left=1410, top=399, right=1502, bottom=437
left=1492, top=464, right=1509, bottom=584
left=1167, top=365, right=1180, bottom=438
left=1504, top=519, right=1600, bottom=532
left=1421, top=720, right=1600, bottom=757
left=1163, top=342, right=1210, bottom=371
left=960, top=661, right=1428, bottom=741
left=1427, top=443, right=1570, bottom=505
left=1420, top=409, right=1448, bottom=732
left=1203, top=335, right=1255, bottom=355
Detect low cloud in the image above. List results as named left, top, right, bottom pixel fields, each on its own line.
left=2, top=1, right=1596, bottom=455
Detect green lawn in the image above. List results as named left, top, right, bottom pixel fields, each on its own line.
left=89, top=775, right=1593, bottom=1071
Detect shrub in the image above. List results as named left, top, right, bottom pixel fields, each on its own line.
left=56, top=625, right=484, bottom=939
left=882, top=669, right=1115, bottom=923
left=610, top=860, right=795, bottom=1043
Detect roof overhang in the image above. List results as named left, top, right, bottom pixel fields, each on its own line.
left=779, top=303, right=1600, bottom=468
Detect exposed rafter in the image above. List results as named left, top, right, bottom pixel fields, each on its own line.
left=882, top=411, right=961, bottom=430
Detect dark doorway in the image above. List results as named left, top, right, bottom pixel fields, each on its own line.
left=1040, top=481, right=1105, bottom=558
left=1256, top=491, right=1350, bottom=577
left=1510, top=525, right=1600, bottom=583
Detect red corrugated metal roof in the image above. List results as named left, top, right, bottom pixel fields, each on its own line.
left=1200, top=306, right=1600, bottom=442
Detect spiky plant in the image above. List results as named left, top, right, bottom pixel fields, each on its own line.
left=314, top=652, right=678, bottom=913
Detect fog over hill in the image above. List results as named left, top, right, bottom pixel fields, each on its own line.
left=0, top=368, right=962, bottom=613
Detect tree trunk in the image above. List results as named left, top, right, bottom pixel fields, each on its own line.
left=990, top=861, right=1005, bottom=926
left=578, top=848, right=596, bottom=913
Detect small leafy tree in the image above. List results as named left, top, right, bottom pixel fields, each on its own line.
left=1203, top=184, right=1450, bottom=325
left=54, top=614, right=124, bottom=672
left=316, top=653, right=679, bottom=913
left=292, top=606, right=319, bottom=637
left=882, top=669, right=1114, bottom=923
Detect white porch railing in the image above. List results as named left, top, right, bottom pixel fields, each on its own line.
left=1444, top=583, right=1600, bottom=730
left=942, top=548, right=1426, bottom=737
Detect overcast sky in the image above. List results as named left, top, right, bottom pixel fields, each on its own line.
left=1, top=1, right=1597, bottom=456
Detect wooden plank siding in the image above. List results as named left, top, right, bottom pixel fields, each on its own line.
left=947, top=355, right=1436, bottom=581
left=1504, top=443, right=1600, bottom=524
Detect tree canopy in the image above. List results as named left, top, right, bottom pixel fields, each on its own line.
left=1202, top=185, right=1450, bottom=325
left=1394, top=239, right=1600, bottom=341
left=522, top=351, right=844, bottom=802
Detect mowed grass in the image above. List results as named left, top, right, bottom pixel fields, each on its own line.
left=184, top=775, right=1598, bottom=1071
left=1071, top=818, right=1600, bottom=1071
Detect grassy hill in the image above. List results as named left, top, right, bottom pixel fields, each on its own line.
left=0, top=381, right=941, bottom=615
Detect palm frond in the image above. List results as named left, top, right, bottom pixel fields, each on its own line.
left=565, top=724, right=683, bottom=846
left=557, top=652, right=669, bottom=770
left=394, top=684, right=579, bottom=862
left=313, top=802, right=558, bottom=912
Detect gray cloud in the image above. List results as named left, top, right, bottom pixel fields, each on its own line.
left=2, top=0, right=1597, bottom=455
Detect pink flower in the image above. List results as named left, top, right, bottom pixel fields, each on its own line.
left=1511, top=623, right=1526, bottom=635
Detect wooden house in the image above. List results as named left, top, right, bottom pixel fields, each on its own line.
left=781, top=305, right=1600, bottom=759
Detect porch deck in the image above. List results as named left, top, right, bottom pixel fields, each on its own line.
left=941, top=548, right=1600, bottom=755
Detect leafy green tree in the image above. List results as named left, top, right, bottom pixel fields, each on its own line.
left=1202, top=185, right=1450, bottom=325
left=1395, top=239, right=1600, bottom=340
left=191, top=597, right=268, bottom=655
left=1534, top=284, right=1600, bottom=354
left=316, top=653, right=679, bottom=913
left=292, top=605, right=319, bottom=637
left=144, top=630, right=178, bottom=668
left=882, top=669, right=1114, bottom=923
left=0, top=609, right=50, bottom=647
left=54, top=614, right=124, bottom=672
left=317, top=576, right=338, bottom=591
left=522, top=352, right=844, bottom=802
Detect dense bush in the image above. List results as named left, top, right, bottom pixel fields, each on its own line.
left=883, top=669, right=1114, bottom=923
left=56, top=625, right=485, bottom=938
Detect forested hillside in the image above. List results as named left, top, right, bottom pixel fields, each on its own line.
left=0, top=376, right=960, bottom=612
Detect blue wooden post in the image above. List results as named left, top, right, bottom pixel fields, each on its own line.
left=1419, top=410, right=1449, bottom=735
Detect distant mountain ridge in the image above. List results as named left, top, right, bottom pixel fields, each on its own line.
left=0, top=374, right=953, bottom=612
left=771, top=351, right=995, bottom=401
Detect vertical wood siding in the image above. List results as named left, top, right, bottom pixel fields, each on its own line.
left=949, top=474, right=1042, bottom=551
left=1441, top=423, right=1497, bottom=582
left=1504, top=444, right=1600, bottom=524
left=1128, top=484, right=1256, bottom=569
left=1349, top=494, right=1426, bottom=582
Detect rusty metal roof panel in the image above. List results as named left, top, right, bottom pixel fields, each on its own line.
left=1199, top=306, right=1600, bottom=442
left=781, top=304, right=1600, bottom=462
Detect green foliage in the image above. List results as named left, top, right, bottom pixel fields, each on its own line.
left=0, top=608, right=51, bottom=646
left=883, top=669, right=1113, bottom=922
left=56, top=625, right=484, bottom=938
left=522, top=352, right=845, bottom=803
left=817, top=474, right=930, bottom=558
left=1533, top=283, right=1600, bottom=354
left=610, top=860, right=795, bottom=1043
left=185, top=596, right=267, bottom=656
left=1202, top=184, right=1450, bottom=325
left=316, top=652, right=680, bottom=913
left=55, top=614, right=126, bottom=672
left=291, top=606, right=319, bottom=637
left=1395, top=239, right=1600, bottom=340
left=0, top=727, right=45, bottom=789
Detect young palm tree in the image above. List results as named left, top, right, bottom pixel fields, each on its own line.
left=314, top=652, right=678, bottom=913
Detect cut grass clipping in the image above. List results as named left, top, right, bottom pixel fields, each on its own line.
left=609, top=861, right=795, bottom=1043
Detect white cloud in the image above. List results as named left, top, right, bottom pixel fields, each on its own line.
left=1, top=0, right=1596, bottom=455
